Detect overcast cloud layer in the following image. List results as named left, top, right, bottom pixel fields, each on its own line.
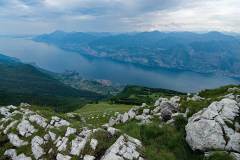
left=0, top=0, right=239, bottom=34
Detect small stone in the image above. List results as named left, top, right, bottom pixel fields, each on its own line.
left=90, top=139, right=98, bottom=150
left=121, top=112, right=129, bottom=123
left=49, top=131, right=56, bottom=141
left=55, top=137, right=68, bottom=151
left=107, top=127, right=119, bottom=136
left=143, top=109, right=150, bottom=115
left=4, top=149, right=17, bottom=159
left=4, top=120, right=18, bottom=134
left=65, top=127, right=76, bottom=137
left=84, top=155, right=95, bottom=160
left=56, top=153, right=71, bottom=160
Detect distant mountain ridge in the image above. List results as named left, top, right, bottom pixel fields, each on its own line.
left=34, top=31, right=240, bottom=78
left=0, top=53, right=20, bottom=63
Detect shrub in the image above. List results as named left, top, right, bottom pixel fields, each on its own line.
left=118, top=121, right=203, bottom=160
left=92, top=130, right=119, bottom=159
left=207, top=152, right=234, bottom=160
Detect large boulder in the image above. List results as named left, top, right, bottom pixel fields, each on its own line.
left=186, top=98, right=240, bottom=153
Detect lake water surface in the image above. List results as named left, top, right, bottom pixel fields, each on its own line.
left=0, top=37, right=239, bottom=92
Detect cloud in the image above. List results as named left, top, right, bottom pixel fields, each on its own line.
left=0, top=0, right=239, bottom=34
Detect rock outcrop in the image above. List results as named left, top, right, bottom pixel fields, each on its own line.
left=186, top=98, right=240, bottom=153
left=101, top=134, right=143, bottom=160
left=153, top=96, right=181, bottom=121
left=0, top=104, right=144, bottom=160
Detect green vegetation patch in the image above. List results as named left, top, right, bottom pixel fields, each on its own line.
left=73, top=102, right=132, bottom=127
left=111, top=85, right=185, bottom=105
left=117, top=117, right=203, bottom=160
left=206, top=152, right=235, bottom=160
left=0, top=60, right=104, bottom=112
left=199, top=85, right=240, bottom=99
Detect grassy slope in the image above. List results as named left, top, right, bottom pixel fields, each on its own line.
left=0, top=81, right=238, bottom=159
left=0, top=58, right=103, bottom=112
left=73, top=102, right=132, bottom=127
left=111, top=85, right=186, bottom=105
left=113, top=85, right=239, bottom=160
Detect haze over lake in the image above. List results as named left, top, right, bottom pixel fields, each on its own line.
left=0, top=37, right=239, bottom=92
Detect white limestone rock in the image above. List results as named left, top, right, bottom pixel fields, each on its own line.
left=108, top=117, right=117, bottom=127
left=56, top=153, right=71, bottom=160
left=121, top=112, right=129, bottom=123
left=20, top=103, right=31, bottom=107
left=153, top=96, right=180, bottom=121
left=140, top=103, right=146, bottom=108
left=226, top=132, right=240, bottom=153
left=143, top=109, right=150, bottom=115
left=50, top=116, right=70, bottom=127
left=0, top=106, right=12, bottom=117
left=135, top=115, right=152, bottom=124
left=231, top=153, right=240, bottom=160
left=4, top=120, right=18, bottom=134
left=101, top=152, right=124, bottom=160
left=107, top=127, right=120, bottom=136
left=101, top=134, right=142, bottom=160
left=4, top=149, right=17, bottom=159
left=90, top=139, right=98, bottom=150
left=8, top=133, right=28, bottom=147
left=187, top=95, right=205, bottom=101
left=128, top=109, right=136, bottom=119
left=185, top=98, right=240, bottom=152
left=55, top=136, right=68, bottom=151
left=4, top=149, right=32, bottom=160
left=31, top=136, right=44, bottom=159
left=228, top=87, right=240, bottom=92
left=29, top=114, right=47, bottom=128
left=14, top=153, right=32, bottom=160
left=70, top=136, right=87, bottom=156
left=84, top=155, right=95, bottom=160
left=65, top=127, right=76, bottom=137
left=17, top=120, right=36, bottom=137
left=186, top=119, right=226, bottom=151
left=70, top=128, right=92, bottom=155
left=49, top=131, right=57, bottom=141
left=224, top=93, right=235, bottom=99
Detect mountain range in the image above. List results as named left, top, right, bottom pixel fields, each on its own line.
left=34, top=31, right=240, bottom=78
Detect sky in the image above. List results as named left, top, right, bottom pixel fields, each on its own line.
left=0, top=0, right=240, bottom=34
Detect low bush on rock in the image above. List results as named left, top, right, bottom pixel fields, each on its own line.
left=206, top=152, right=235, bottom=160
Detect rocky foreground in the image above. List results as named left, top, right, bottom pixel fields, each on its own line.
left=0, top=87, right=240, bottom=160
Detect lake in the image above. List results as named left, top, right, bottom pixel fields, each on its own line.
left=0, top=37, right=239, bottom=92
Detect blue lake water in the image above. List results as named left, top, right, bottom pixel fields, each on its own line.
left=0, top=37, right=239, bottom=92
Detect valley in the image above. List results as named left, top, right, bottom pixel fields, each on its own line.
left=0, top=37, right=238, bottom=93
